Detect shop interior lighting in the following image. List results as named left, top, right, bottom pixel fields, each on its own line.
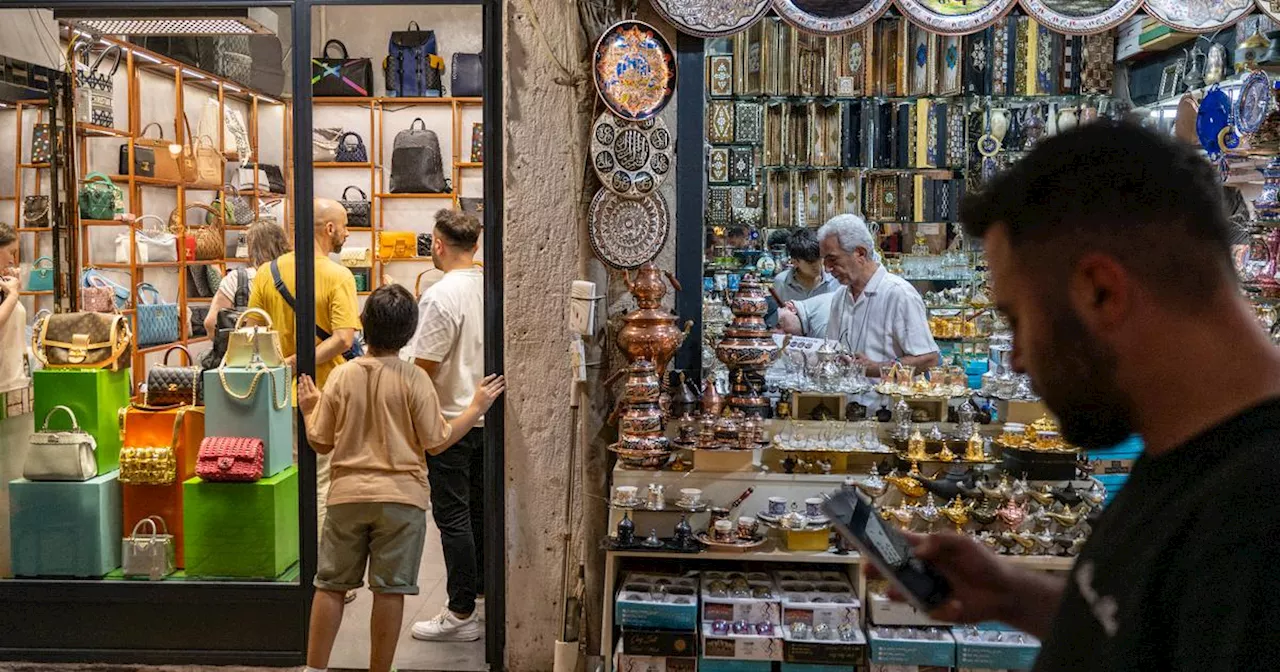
left=55, top=8, right=277, bottom=36
left=223, top=83, right=242, bottom=93
left=132, top=51, right=161, bottom=65
left=182, top=69, right=204, bottom=80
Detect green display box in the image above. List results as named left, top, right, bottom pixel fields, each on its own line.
left=10, top=471, right=122, bottom=577
left=33, top=367, right=132, bottom=475
left=183, top=466, right=298, bottom=579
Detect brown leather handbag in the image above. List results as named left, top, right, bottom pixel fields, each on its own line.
left=135, top=122, right=181, bottom=182
left=169, top=203, right=225, bottom=261
left=32, top=312, right=133, bottom=372
left=176, top=116, right=199, bottom=186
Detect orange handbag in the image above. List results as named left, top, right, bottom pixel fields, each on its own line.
left=378, top=231, right=416, bottom=259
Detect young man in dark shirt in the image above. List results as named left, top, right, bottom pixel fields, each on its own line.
left=901, top=123, right=1280, bottom=670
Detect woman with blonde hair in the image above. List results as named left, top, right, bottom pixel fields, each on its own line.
left=204, top=220, right=291, bottom=336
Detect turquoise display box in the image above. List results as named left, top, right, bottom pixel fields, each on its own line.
left=183, top=466, right=298, bottom=579
left=33, top=368, right=132, bottom=474
left=10, top=471, right=122, bottom=577
left=202, top=366, right=292, bottom=477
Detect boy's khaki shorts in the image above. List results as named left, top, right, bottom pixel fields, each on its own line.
left=315, top=502, right=427, bottom=594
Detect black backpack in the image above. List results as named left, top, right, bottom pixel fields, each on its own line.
left=202, top=268, right=249, bottom=370
left=390, top=118, right=450, bottom=194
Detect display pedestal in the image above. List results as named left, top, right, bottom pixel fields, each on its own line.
left=121, top=407, right=205, bottom=567
left=203, top=367, right=292, bottom=477
left=32, top=368, right=132, bottom=474
left=9, top=471, right=121, bottom=577
left=183, top=466, right=298, bottom=579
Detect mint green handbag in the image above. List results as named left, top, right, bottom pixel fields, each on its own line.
left=78, top=171, right=124, bottom=220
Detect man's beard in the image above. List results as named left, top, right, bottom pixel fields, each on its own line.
left=1032, top=305, right=1134, bottom=449
left=330, top=232, right=344, bottom=253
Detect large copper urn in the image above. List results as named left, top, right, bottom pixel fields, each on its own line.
left=616, top=262, right=692, bottom=378
left=715, top=274, right=788, bottom=417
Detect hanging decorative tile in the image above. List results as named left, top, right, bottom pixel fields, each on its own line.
left=708, top=101, right=736, bottom=143
left=706, top=187, right=731, bottom=225
left=708, top=55, right=735, bottom=96
left=1019, top=0, right=1143, bottom=35
left=709, top=147, right=731, bottom=184
left=895, top=0, right=1019, bottom=36
left=735, top=102, right=764, bottom=143
left=729, top=146, right=755, bottom=183
left=934, top=35, right=962, bottom=95
left=650, top=0, right=771, bottom=37
left=771, top=0, right=893, bottom=36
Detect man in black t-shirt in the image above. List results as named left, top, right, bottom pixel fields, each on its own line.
left=897, top=123, right=1280, bottom=670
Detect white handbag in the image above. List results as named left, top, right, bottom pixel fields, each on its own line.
left=234, top=164, right=269, bottom=191
left=122, top=515, right=176, bottom=580
left=23, top=405, right=98, bottom=482
left=224, top=108, right=252, bottom=161
left=115, top=215, right=178, bottom=263
left=313, top=127, right=343, bottom=161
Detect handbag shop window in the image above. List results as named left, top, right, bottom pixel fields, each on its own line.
left=1, top=11, right=299, bottom=584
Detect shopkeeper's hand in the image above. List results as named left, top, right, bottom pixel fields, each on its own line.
left=852, top=353, right=882, bottom=377
left=297, top=374, right=320, bottom=416
left=867, top=531, right=1018, bottom=624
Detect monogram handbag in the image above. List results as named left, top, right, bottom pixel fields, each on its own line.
left=212, top=184, right=254, bottom=226
left=313, top=127, right=343, bottom=161
left=335, top=132, right=368, bottom=163
left=26, top=256, right=54, bottom=292
left=223, top=308, right=287, bottom=368
left=23, top=195, right=49, bottom=228
left=379, top=231, right=416, bottom=259
left=80, top=268, right=130, bottom=311
left=146, top=346, right=202, bottom=407
left=340, top=247, right=372, bottom=268
left=32, top=311, right=132, bottom=371
left=417, top=233, right=432, bottom=257
left=136, top=283, right=179, bottom=347
left=312, top=39, right=373, bottom=97
left=451, top=52, right=483, bottom=97
left=136, top=123, right=180, bottom=182
left=75, top=45, right=121, bottom=127
left=168, top=203, right=225, bottom=261
left=196, top=436, right=264, bottom=482
left=79, top=171, right=124, bottom=220
left=122, top=516, right=176, bottom=580
left=341, top=185, right=370, bottom=228
left=23, top=405, right=97, bottom=481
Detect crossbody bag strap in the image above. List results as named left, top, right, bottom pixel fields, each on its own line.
left=270, top=260, right=335, bottom=342
left=233, top=268, right=250, bottom=307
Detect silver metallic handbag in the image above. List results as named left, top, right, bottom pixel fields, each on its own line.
left=23, top=405, right=98, bottom=481
left=122, top=516, right=176, bottom=580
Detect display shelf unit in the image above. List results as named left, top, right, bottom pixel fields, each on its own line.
left=12, top=100, right=55, bottom=306
left=68, top=34, right=292, bottom=380
left=312, top=96, right=483, bottom=296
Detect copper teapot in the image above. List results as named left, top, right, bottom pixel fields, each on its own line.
left=617, top=263, right=692, bottom=377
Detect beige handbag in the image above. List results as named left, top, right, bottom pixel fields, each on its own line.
left=223, top=308, right=286, bottom=368
left=196, top=134, right=225, bottom=186
left=340, top=247, right=372, bottom=268
left=169, top=203, right=225, bottom=261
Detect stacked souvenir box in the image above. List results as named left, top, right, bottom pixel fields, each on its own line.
left=699, top=571, right=782, bottom=671
left=614, top=572, right=699, bottom=671
left=868, top=626, right=956, bottom=672
left=775, top=570, right=866, bottom=669
left=954, top=627, right=1041, bottom=672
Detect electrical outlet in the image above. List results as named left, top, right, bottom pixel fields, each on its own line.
left=569, top=280, right=599, bottom=336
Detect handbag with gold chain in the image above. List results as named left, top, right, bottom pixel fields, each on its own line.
left=118, top=406, right=201, bottom=485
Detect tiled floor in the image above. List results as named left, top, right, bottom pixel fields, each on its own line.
left=326, top=517, right=487, bottom=672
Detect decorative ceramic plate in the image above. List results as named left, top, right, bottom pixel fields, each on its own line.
left=894, top=0, right=1019, bottom=35
left=1018, top=0, right=1143, bottom=34
left=1145, top=0, right=1252, bottom=33
left=771, top=0, right=893, bottom=36
left=593, top=21, right=676, bottom=122
left=1197, top=86, right=1234, bottom=154
left=1237, top=70, right=1272, bottom=135
left=591, top=112, right=674, bottom=198
left=650, top=0, right=771, bottom=37
left=588, top=189, right=670, bottom=269
left=1257, top=0, right=1280, bottom=23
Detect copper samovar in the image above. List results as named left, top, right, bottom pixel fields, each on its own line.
left=714, top=274, right=788, bottom=417
left=617, top=262, right=692, bottom=378
left=608, top=358, right=673, bottom=470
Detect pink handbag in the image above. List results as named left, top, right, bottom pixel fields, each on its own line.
left=196, top=437, right=264, bottom=482
left=81, top=276, right=118, bottom=313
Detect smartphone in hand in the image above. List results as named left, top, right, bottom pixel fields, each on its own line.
left=823, top=489, right=952, bottom=611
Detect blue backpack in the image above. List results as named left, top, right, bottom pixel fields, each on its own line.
left=384, top=22, right=446, bottom=97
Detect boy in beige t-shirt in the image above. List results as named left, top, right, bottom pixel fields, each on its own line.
left=298, top=284, right=504, bottom=672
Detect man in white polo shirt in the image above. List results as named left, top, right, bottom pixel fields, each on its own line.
left=408, top=209, right=486, bottom=643
left=816, top=214, right=940, bottom=376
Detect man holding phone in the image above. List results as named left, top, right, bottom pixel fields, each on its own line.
left=873, top=124, right=1280, bottom=669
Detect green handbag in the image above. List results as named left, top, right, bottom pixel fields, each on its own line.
left=78, top=171, right=124, bottom=221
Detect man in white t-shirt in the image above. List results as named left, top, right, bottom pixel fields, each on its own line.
left=408, top=209, right=487, bottom=643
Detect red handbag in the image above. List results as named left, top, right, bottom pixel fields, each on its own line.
left=182, top=235, right=197, bottom=261
left=196, top=437, right=264, bottom=482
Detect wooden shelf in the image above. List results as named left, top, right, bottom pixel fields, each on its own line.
left=455, top=98, right=484, bottom=105
left=376, top=193, right=453, bottom=199
left=80, top=219, right=128, bottom=226
left=76, top=123, right=132, bottom=138
left=238, top=190, right=287, bottom=197
left=107, top=175, right=183, bottom=187
left=380, top=97, right=454, bottom=104
left=379, top=257, right=432, bottom=263
left=314, top=97, right=376, bottom=105
left=17, top=227, right=52, bottom=232
left=458, top=162, right=483, bottom=168
left=19, top=290, right=53, bottom=296
left=19, top=163, right=50, bottom=169
left=314, top=162, right=375, bottom=168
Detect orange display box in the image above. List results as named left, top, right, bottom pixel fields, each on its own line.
left=120, top=407, right=205, bottom=567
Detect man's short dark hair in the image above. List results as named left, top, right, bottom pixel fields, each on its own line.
left=767, top=229, right=792, bottom=249
left=361, top=284, right=418, bottom=351
left=434, top=209, right=481, bottom=249
left=959, top=122, right=1234, bottom=307
left=787, top=228, right=821, bottom=263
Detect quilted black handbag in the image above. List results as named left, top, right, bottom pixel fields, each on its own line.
left=145, top=346, right=203, bottom=407
left=260, top=164, right=286, bottom=194
left=452, top=53, right=483, bottom=97
left=417, top=233, right=432, bottom=257
left=312, top=39, right=372, bottom=97
left=190, top=306, right=209, bottom=337
left=341, top=186, right=371, bottom=228
left=335, top=132, right=368, bottom=163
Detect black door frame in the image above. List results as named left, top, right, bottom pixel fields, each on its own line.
left=0, top=1, right=506, bottom=667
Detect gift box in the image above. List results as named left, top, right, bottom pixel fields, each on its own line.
left=183, top=466, right=298, bottom=579
left=776, top=572, right=860, bottom=629
left=868, top=627, right=955, bottom=668
left=614, top=638, right=697, bottom=672
left=10, top=470, right=121, bottom=577
left=616, top=572, right=700, bottom=630
left=202, top=366, right=292, bottom=477
left=955, top=628, right=1040, bottom=670
left=33, top=367, right=131, bottom=474
left=701, top=622, right=783, bottom=662
left=702, top=571, right=780, bottom=626
left=783, top=625, right=867, bottom=665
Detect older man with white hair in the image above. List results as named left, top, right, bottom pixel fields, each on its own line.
left=816, top=214, right=940, bottom=376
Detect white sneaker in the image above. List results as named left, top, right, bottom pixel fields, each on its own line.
left=411, top=609, right=482, bottom=642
